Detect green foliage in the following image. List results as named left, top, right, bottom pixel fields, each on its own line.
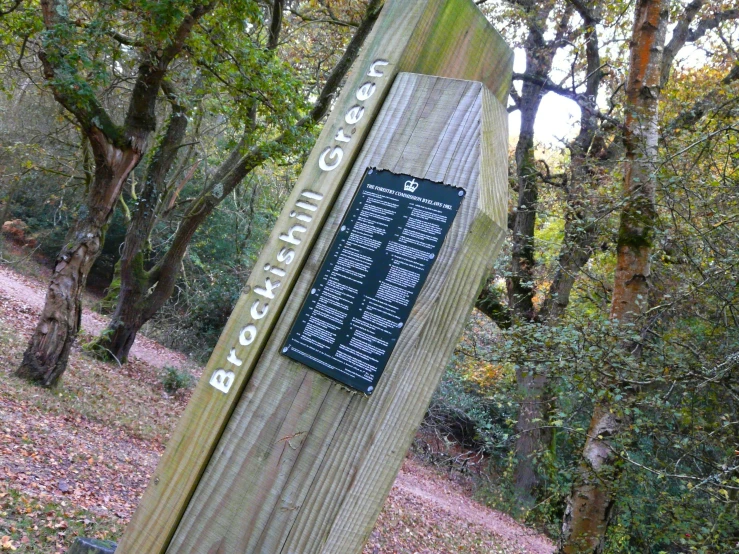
left=143, top=167, right=290, bottom=359
left=446, top=309, right=737, bottom=549
left=159, top=365, right=194, bottom=395
left=422, top=366, right=515, bottom=458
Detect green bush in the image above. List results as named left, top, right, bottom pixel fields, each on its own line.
left=159, top=365, right=194, bottom=395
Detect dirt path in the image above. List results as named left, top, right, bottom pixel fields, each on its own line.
left=394, top=462, right=555, bottom=554
left=0, top=262, right=554, bottom=553
left=0, top=264, right=188, bottom=370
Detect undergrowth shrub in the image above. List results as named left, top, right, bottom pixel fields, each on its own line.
left=417, top=355, right=516, bottom=478
left=159, top=365, right=194, bottom=395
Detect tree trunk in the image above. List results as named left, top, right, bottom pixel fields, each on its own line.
left=513, top=368, right=551, bottom=507
left=559, top=403, right=621, bottom=554
left=96, top=94, right=190, bottom=363
left=101, top=301, right=145, bottom=364
left=507, top=2, right=567, bottom=505
left=16, top=131, right=139, bottom=386
left=558, top=0, right=668, bottom=550
left=103, top=186, right=218, bottom=361
left=16, top=1, right=214, bottom=386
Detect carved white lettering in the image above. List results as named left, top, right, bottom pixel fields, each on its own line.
left=300, top=190, right=324, bottom=201
left=250, top=299, right=269, bottom=320
left=345, top=105, right=365, bottom=125
left=356, top=82, right=377, bottom=101
left=335, top=128, right=352, bottom=143
left=254, top=277, right=281, bottom=299
left=319, top=146, right=343, bottom=171
left=279, top=224, right=307, bottom=245
left=239, top=324, right=257, bottom=346
left=368, top=59, right=389, bottom=77
left=290, top=210, right=313, bottom=223
left=264, top=263, right=287, bottom=277
left=210, top=185, right=327, bottom=392
left=295, top=201, right=318, bottom=212
left=227, top=349, right=243, bottom=367
left=277, top=247, right=295, bottom=265
left=209, top=369, right=235, bottom=394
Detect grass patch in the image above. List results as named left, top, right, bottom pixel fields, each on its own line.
left=0, top=486, right=121, bottom=553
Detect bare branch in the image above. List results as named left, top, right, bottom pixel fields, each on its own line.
left=308, top=0, right=383, bottom=123
left=662, top=2, right=739, bottom=86
left=288, top=7, right=358, bottom=28
left=513, top=71, right=578, bottom=100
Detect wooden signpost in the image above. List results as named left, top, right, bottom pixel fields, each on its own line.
left=116, top=1, right=511, bottom=553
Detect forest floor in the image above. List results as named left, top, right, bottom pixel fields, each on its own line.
left=0, top=258, right=554, bottom=554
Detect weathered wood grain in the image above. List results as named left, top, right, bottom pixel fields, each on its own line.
left=165, top=73, right=508, bottom=554
left=399, top=0, right=513, bottom=104
left=117, top=2, right=511, bottom=553
left=303, top=86, right=508, bottom=554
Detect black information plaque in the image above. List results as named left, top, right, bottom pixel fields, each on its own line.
left=282, top=168, right=465, bottom=394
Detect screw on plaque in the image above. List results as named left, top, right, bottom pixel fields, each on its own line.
left=458, top=189, right=465, bottom=197
left=282, top=346, right=289, bottom=353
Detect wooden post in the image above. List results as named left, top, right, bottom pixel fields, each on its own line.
left=116, top=2, right=511, bottom=553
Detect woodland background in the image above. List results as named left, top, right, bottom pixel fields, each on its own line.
left=0, top=0, right=737, bottom=552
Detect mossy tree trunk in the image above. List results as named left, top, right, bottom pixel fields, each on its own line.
left=15, top=0, right=214, bottom=386
left=558, top=0, right=668, bottom=551
left=95, top=86, right=191, bottom=363
left=503, top=0, right=609, bottom=508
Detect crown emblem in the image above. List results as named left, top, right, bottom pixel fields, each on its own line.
left=404, top=178, right=419, bottom=193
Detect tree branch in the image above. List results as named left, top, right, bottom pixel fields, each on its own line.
left=664, top=64, right=739, bottom=133
left=123, top=2, right=216, bottom=150
left=723, top=62, right=739, bottom=85
left=38, top=0, right=123, bottom=145
left=267, top=0, right=285, bottom=51
left=513, top=72, right=578, bottom=100
left=566, top=0, right=599, bottom=25
left=288, top=7, right=358, bottom=28
left=475, top=281, right=513, bottom=329
left=308, top=0, right=383, bottom=123
left=72, top=19, right=145, bottom=47
left=0, top=0, right=23, bottom=16
left=662, top=2, right=739, bottom=87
